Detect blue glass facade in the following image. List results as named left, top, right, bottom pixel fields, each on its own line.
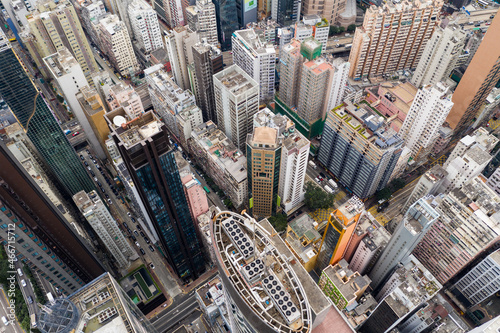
left=135, top=151, right=204, bottom=278
left=0, top=45, right=95, bottom=196
left=213, top=0, right=239, bottom=51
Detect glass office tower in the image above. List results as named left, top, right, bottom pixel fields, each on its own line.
left=0, top=32, right=94, bottom=196
left=213, top=0, right=239, bottom=51
left=105, top=108, right=205, bottom=280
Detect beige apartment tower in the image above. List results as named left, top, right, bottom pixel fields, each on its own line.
left=445, top=13, right=500, bottom=133
left=348, top=0, right=442, bottom=80
left=301, top=0, right=346, bottom=25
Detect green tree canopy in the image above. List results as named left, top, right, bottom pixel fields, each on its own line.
left=304, top=182, right=335, bottom=210
left=268, top=214, right=288, bottom=232
left=347, top=24, right=356, bottom=32
left=329, top=25, right=340, bottom=36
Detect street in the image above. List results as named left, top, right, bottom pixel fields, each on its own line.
left=0, top=286, right=22, bottom=333
left=91, top=48, right=121, bottom=84
left=80, top=147, right=182, bottom=299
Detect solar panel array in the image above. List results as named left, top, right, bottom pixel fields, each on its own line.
left=222, top=217, right=254, bottom=260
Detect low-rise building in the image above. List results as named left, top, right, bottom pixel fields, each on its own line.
left=195, top=275, right=231, bottom=332
left=106, top=83, right=144, bottom=117
left=487, top=167, right=500, bottom=196
left=180, top=170, right=209, bottom=221
left=189, top=121, right=248, bottom=208
left=319, top=259, right=371, bottom=310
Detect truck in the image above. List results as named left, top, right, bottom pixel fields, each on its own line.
left=308, top=161, right=317, bottom=169
left=64, top=129, right=71, bottom=135
left=345, top=44, right=352, bottom=49
left=31, top=314, right=37, bottom=328
left=328, top=179, right=338, bottom=188
left=324, top=185, right=334, bottom=194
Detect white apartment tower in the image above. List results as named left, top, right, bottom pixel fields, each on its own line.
left=43, top=49, right=107, bottom=159
left=185, top=0, right=218, bottom=46
left=411, top=24, right=466, bottom=88
left=348, top=0, right=443, bottom=79
left=164, top=26, right=199, bottom=91
left=326, top=58, right=350, bottom=111
left=98, top=15, right=139, bottom=75
left=73, top=190, right=137, bottom=269
left=213, top=65, right=260, bottom=151
left=128, top=0, right=163, bottom=56
left=232, top=29, right=276, bottom=100
left=398, top=82, right=454, bottom=161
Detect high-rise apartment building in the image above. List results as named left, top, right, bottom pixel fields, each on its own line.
left=105, top=109, right=205, bottom=280
left=213, top=0, right=239, bottom=51
left=73, top=190, right=137, bottom=269
left=234, top=0, right=257, bottom=27
left=348, top=0, right=442, bottom=80
left=301, top=0, right=346, bottom=25
left=487, top=167, right=500, bottom=196
left=253, top=109, right=310, bottom=213
left=279, top=39, right=302, bottom=108
left=316, top=197, right=364, bottom=273
left=318, top=102, right=403, bottom=199
left=164, top=26, right=199, bottom=91
left=296, top=15, right=329, bottom=52
left=189, top=121, right=248, bottom=208
left=232, top=29, right=276, bottom=100
left=128, top=0, right=163, bottom=57
left=398, top=82, right=454, bottom=161
left=25, top=0, right=98, bottom=85
left=44, top=49, right=107, bottom=159
left=403, top=165, right=447, bottom=211
left=326, top=58, right=350, bottom=111
left=445, top=14, right=500, bottom=133
left=80, top=1, right=107, bottom=46
left=0, top=32, right=95, bottom=196
left=185, top=0, right=218, bottom=46
left=0, top=141, right=105, bottom=294
left=151, top=0, right=172, bottom=27
left=411, top=24, right=467, bottom=88
left=247, top=126, right=281, bottom=218
left=106, top=83, right=145, bottom=116
left=214, top=65, right=260, bottom=151
left=191, top=40, right=223, bottom=123
left=98, top=15, right=139, bottom=75
left=450, top=250, right=500, bottom=308
left=413, top=176, right=500, bottom=284
left=212, top=210, right=313, bottom=333
left=369, top=198, right=439, bottom=290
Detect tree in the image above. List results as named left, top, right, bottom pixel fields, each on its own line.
left=347, top=24, right=356, bottom=32
left=329, top=25, right=339, bottom=36
left=339, top=26, right=346, bottom=33
left=304, top=182, right=335, bottom=210
left=268, top=214, right=288, bottom=232
left=390, top=178, right=406, bottom=192
left=376, top=187, right=392, bottom=201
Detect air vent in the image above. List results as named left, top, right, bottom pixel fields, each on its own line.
left=241, top=258, right=265, bottom=284
left=261, top=271, right=301, bottom=325
left=221, top=217, right=254, bottom=260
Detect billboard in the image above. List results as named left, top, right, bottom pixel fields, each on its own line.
left=245, top=0, right=256, bottom=12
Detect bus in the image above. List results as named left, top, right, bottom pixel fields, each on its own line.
left=203, top=186, right=210, bottom=194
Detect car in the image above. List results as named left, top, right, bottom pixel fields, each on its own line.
left=88, top=155, right=93, bottom=159
left=87, top=167, right=92, bottom=171
left=127, top=228, right=132, bottom=234
left=72, top=132, right=80, bottom=137
left=94, top=177, right=98, bottom=182
left=319, top=172, right=326, bottom=178
left=97, top=165, right=102, bottom=170
left=150, top=263, right=155, bottom=269
left=21, top=279, right=26, bottom=287
left=107, top=199, right=112, bottom=204
left=123, top=222, right=128, bottom=229
left=135, top=241, right=140, bottom=247
left=144, top=237, right=151, bottom=244
left=84, top=161, right=89, bottom=166
left=80, top=155, right=84, bottom=160
left=27, top=296, right=33, bottom=304
left=127, top=212, right=131, bottom=217
left=105, top=194, right=109, bottom=198
left=1, top=316, right=9, bottom=326
left=130, top=235, right=136, bottom=241
left=136, top=225, right=142, bottom=231
left=140, top=248, right=146, bottom=255
left=148, top=245, right=155, bottom=252
left=101, top=188, right=105, bottom=193
left=92, top=159, right=97, bottom=164
left=133, top=230, right=139, bottom=236
left=131, top=217, right=136, bottom=222
left=86, top=149, right=90, bottom=154
left=97, top=182, right=102, bottom=187
left=90, top=171, right=95, bottom=177
left=140, top=231, right=145, bottom=237
left=318, top=176, right=324, bottom=181
left=315, top=177, right=320, bottom=183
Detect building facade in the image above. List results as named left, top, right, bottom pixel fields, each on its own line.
left=128, top=0, right=163, bottom=57
left=164, top=26, right=199, bottom=91
left=185, top=0, right=218, bottom=46
left=214, top=65, right=260, bottom=151
left=348, top=0, right=442, bottom=80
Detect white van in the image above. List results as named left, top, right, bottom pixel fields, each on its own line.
left=17, top=268, right=23, bottom=277
left=1, top=316, right=9, bottom=326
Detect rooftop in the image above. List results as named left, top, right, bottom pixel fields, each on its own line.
left=99, top=15, right=125, bottom=35
left=322, top=260, right=371, bottom=301
left=77, top=86, right=106, bottom=116
left=213, top=211, right=312, bottom=332
left=233, top=29, right=276, bottom=55
left=252, top=127, right=278, bottom=145
left=105, top=109, right=162, bottom=149
left=43, top=48, right=80, bottom=77
left=376, top=81, right=418, bottom=115
left=213, top=65, right=259, bottom=96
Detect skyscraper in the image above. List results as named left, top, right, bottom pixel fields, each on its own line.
left=232, top=29, right=276, bottom=101
left=97, top=15, right=139, bottom=76
left=247, top=126, right=281, bottom=218
left=411, top=24, right=467, bottom=88
left=191, top=40, right=223, bottom=123
left=300, top=0, right=346, bottom=25
left=128, top=0, right=163, bottom=57
left=24, top=0, right=98, bottom=86
left=398, top=82, right=454, bottom=161
left=445, top=13, right=500, bottom=133
left=105, top=109, right=205, bottom=280
left=185, top=0, right=219, bottom=46
left=0, top=31, right=95, bottom=196
left=271, top=0, right=301, bottom=26
left=278, top=39, right=302, bottom=108
left=348, top=0, right=442, bottom=80
left=73, top=190, right=137, bottom=269
left=213, top=0, right=239, bottom=51
left=369, top=198, right=438, bottom=290
left=164, top=26, right=199, bottom=91
left=0, top=141, right=105, bottom=294
left=213, top=65, right=260, bottom=151
left=413, top=176, right=500, bottom=284
left=318, top=101, right=403, bottom=199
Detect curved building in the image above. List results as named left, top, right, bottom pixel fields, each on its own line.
left=212, top=210, right=312, bottom=333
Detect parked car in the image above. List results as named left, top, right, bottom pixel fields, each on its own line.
left=150, top=263, right=155, bottom=269
left=27, top=296, right=33, bottom=304
left=140, top=248, right=146, bottom=255
left=148, top=245, right=155, bottom=252
left=144, top=237, right=151, bottom=244
left=72, top=132, right=80, bottom=137
left=21, top=279, right=26, bottom=287
left=135, top=241, right=140, bottom=247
